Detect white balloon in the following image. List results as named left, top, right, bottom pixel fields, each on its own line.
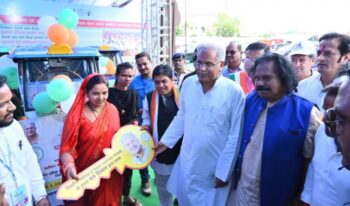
left=38, top=15, right=57, bottom=32
left=0, top=55, right=17, bottom=68
left=99, top=66, right=107, bottom=74
left=60, top=94, right=76, bottom=113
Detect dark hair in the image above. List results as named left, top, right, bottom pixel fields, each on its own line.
left=245, top=42, right=270, bottom=54
left=337, top=61, right=350, bottom=77
left=152, top=64, right=173, bottom=79
left=0, top=75, right=7, bottom=88
left=251, top=53, right=298, bottom=94
left=116, top=62, right=133, bottom=76
left=192, top=48, right=198, bottom=62
left=114, top=62, right=134, bottom=86
left=227, top=41, right=242, bottom=51
left=135, top=51, right=151, bottom=62
left=319, top=32, right=350, bottom=56
left=86, top=75, right=109, bottom=92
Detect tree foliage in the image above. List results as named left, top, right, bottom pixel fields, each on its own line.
left=213, top=13, right=240, bottom=37
left=175, top=22, right=195, bottom=37
left=176, top=25, right=184, bottom=36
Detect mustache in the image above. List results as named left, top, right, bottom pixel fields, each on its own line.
left=256, top=86, right=271, bottom=91
left=4, top=112, right=13, bottom=118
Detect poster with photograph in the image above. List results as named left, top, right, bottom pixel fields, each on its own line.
left=20, top=113, right=65, bottom=206
left=56, top=125, right=154, bottom=200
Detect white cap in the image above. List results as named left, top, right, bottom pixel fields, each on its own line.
left=289, top=41, right=316, bottom=56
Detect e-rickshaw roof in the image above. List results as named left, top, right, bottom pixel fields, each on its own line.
left=10, top=46, right=100, bottom=60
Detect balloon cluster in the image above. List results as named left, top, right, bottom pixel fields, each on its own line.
left=98, top=56, right=116, bottom=75
left=32, top=75, right=75, bottom=115
left=38, top=8, right=79, bottom=48
left=0, top=55, right=19, bottom=89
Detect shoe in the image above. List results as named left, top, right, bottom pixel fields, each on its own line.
left=173, top=198, right=178, bottom=205
left=124, top=196, right=142, bottom=206
left=141, top=182, right=152, bottom=196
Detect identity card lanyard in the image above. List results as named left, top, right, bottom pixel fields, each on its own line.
left=0, top=137, right=18, bottom=188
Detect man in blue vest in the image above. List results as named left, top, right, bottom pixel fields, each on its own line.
left=228, top=53, right=321, bottom=206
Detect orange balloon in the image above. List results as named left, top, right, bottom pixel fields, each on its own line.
left=53, top=74, right=73, bottom=85
left=66, top=30, right=79, bottom=48
left=106, top=59, right=116, bottom=75
left=48, top=24, right=69, bottom=44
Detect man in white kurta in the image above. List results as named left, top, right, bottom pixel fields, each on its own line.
left=301, top=124, right=350, bottom=206
left=157, top=43, right=245, bottom=206
left=296, top=32, right=350, bottom=111
left=297, top=72, right=325, bottom=111
left=0, top=77, right=49, bottom=206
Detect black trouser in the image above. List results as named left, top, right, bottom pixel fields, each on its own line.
left=139, top=167, right=150, bottom=183
left=123, top=168, right=133, bottom=196
left=123, top=167, right=150, bottom=196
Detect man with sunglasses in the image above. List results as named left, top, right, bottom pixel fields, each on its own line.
left=222, top=41, right=244, bottom=78
left=297, top=32, right=350, bottom=111
left=229, top=42, right=269, bottom=95
left=301, top=83, right=350, bottom=206
left=334, top=75, right=350, bottom=170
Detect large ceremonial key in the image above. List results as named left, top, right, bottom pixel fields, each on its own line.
left=56, top=125, right=155, bottom=200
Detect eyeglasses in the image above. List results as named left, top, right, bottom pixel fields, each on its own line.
left=324, top=108, right=345, bottom=136
left=324, top=108, right=337, bottom=136
left=194, top=61, right=220, bottom=70
left=226, top=50, right=239, bottom=56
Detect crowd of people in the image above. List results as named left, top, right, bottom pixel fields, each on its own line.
left=0, top=31, right=350, bottom=206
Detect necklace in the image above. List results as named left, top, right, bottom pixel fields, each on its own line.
left=87, top=103, right=102, bottom=119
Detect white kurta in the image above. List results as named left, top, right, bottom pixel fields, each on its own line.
left=301, top=124, right=350, bottom=206
left=296, top=72, right=325, bottom=111
left=160, top=75, right=245, bottom=206
left=0, top=120, right=47, bottom=206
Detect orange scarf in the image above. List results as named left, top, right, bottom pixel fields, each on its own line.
left=150, top=85, right=179, bottom=129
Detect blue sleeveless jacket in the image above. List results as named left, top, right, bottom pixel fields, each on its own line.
left=235, top=91, right=313, bottom=206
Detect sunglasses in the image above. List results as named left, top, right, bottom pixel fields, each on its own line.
left=324, top=108, right=344, bottom=137
left=226, top=50, right=240, bottom=55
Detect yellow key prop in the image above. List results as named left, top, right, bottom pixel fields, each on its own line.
left=56, top=125, right=155, bottom=200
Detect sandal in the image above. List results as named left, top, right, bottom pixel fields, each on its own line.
left=124, top=196, right=142, bottom=206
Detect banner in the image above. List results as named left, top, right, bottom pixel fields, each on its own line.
left=0, top=0, right=142, bottom=56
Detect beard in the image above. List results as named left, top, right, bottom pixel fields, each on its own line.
left=0, top=113, right=14, bottom=128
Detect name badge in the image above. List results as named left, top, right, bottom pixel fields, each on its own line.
left=10, top=185, right=29, bottom=206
